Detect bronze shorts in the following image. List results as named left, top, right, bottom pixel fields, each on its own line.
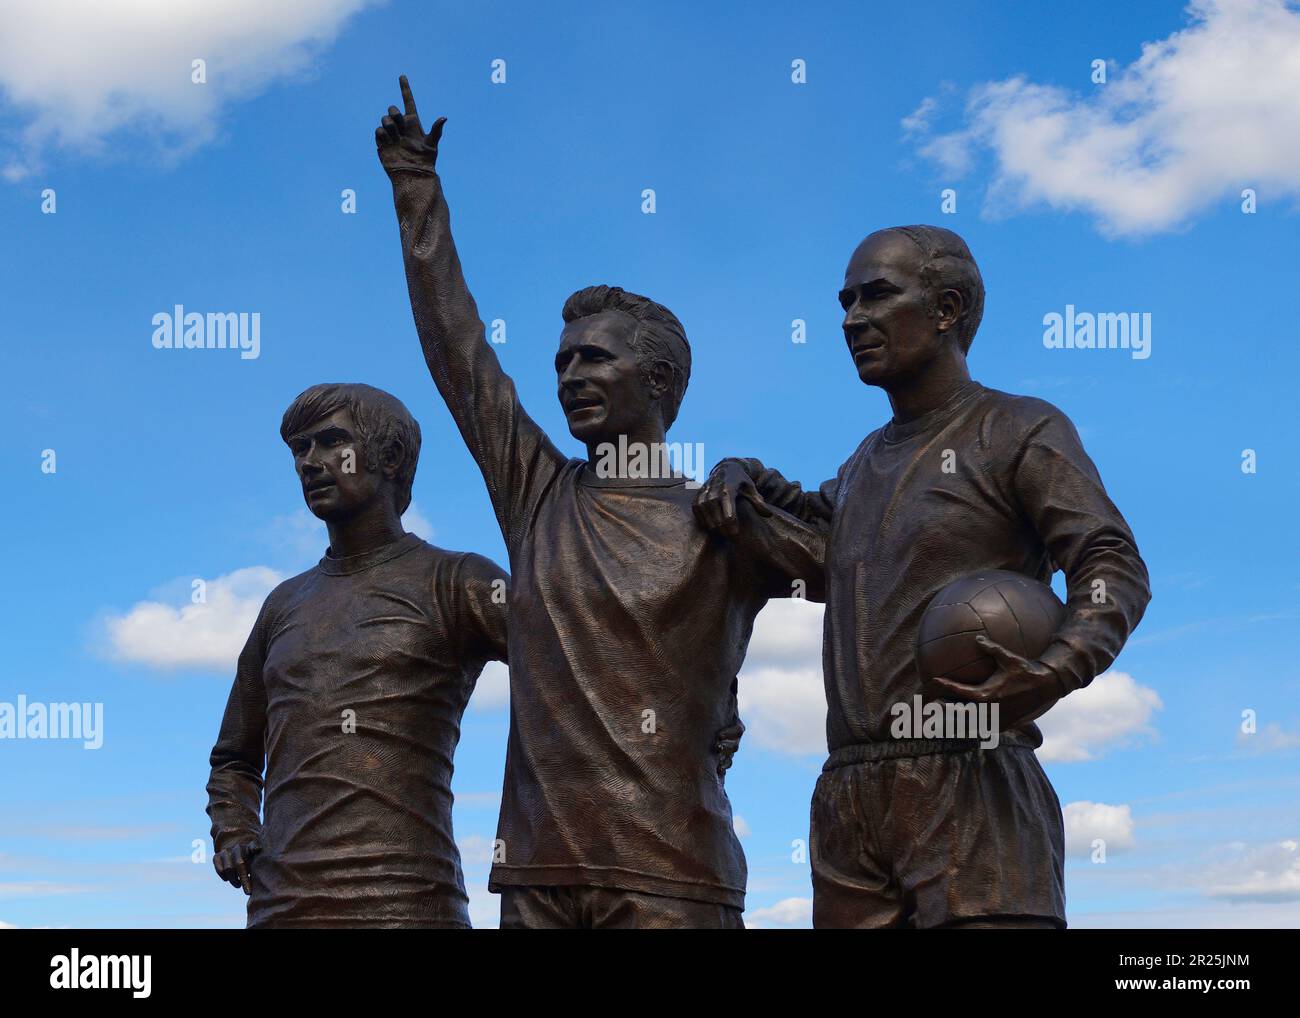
left=810, top=737, right=1066, bottom=929
left=499, top=885, right=745, bottom=929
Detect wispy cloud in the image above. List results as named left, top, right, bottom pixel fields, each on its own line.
left=0, top=0, right=378, bottom=180
left=744, top=896, right=812, bottom=929
left=0, top=823, right=179, bottom=843
left=1038, top=671, right=1162, bottom=762
left=456, top=834, right=499, bottom=867
left=737, top=599, right=827, bottom=756
left=1237, top=721, right=1300, bottom=755
left=1203, top=839, right=1300, bottom=903
left=103, top=566, right=282, bottom=672
left=1064, top=800, right=1136, bottom=857
left=905, top=0, right=1300, bottom=235
left=267, top=502, right=436, bottom=569
left=0, top=881, right=95, bottom=899
left=467, top=661, right=509, bottom=712
left=102, top=501, right=438, bottom=673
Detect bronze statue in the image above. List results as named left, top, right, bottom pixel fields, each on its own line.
left=206, top=383, right=508, bottom=927
left=695, top=226, right=1151, bottom=928
left=377, top=76, right=825, bottom=928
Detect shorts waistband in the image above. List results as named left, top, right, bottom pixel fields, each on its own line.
left=823, top=732, right=1035, bottom=771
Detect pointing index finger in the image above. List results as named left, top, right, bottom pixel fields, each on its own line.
left=399, top=74, right=417, bottom=117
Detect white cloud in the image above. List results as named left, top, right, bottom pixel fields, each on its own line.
left=1238, top=721, right=1300, bottom=754
left=1037, top=671, right=1162, bottom=762
left=104, top=507, right=439, bottom=674
left=744, top=896, right=812, bottom=929
left=453, top=791, right=502, bottom=809
left=737, top=599, right=827, bottom=756
left=0, top=0, right=376, bottom=179
left=906, top=0, right=1300, bottom=235
left=456, top=834, right=498, bottom=867
left=900, top=95, right=938, bottom=135
left=1204, top=839, right=1300, bottom=902
left=738, top=605, right=1161, bottom=763
left=745, top=597, right=824, bottom=665
left=402, top=502, right=435, bottom=542
left=1063, top=800, right=1135, bottom=857
left=466, top=884, right=499, bottom=929
left=733, top=814, right=751, bottom=839
left=105, top=566, right=282, bottom=672
left=266, top=510, right=327, bottom=567
left=0, top=882, right=92, bottom=898
left=266, top=502, right=433, bottom=567
left=468, top=661, right=509, bottom=713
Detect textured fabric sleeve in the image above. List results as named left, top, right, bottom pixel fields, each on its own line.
left=730, top=500, right=829, bottom=603
left=1010, top=409, right=1151, bottom=692
left=389, top=167, right=566, bottom=550
left=206, top=596, right=273, bottom=854
left=452, top=551, right=510, bottom=666
left=722, top=457, right=838, bottom=528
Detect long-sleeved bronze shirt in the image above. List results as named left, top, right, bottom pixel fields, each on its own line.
left=389, top=167, right=825, bottom=909
left=733, top=380, right=1151, bottom=750
left=206, top=535, right=508, bottom=927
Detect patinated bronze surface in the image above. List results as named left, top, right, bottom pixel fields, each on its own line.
left=206, top=383, right=508, bottom=927
left=205, top=81, right=1148, bottom=932
left=695, top=227, right=1151, bottom=928
left=377, top=77, right=825, bottom=928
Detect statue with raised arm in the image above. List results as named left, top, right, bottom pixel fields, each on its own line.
left=377, top=76, right=824, bottom=928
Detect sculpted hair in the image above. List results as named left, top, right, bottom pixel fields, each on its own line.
left=280, top=383, right=422, bottom=515
left=885, top=225, right=985, bottom=352
left=561, top=285, right=692, bottom=430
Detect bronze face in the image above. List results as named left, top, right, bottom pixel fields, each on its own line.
left=554, top=310, right=659, bottom=446
left=840, top=230, right=951, bottom=388
left=286, top=408, right=389, bottom=523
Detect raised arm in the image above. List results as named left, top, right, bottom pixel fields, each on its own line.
left=377, top=76, right=565, bottom=548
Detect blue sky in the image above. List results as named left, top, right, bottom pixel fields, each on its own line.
left=2, top=0, right=1298, bottom=928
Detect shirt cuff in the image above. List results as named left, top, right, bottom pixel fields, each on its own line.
left=1038, top=640, right=1087, bottom=694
